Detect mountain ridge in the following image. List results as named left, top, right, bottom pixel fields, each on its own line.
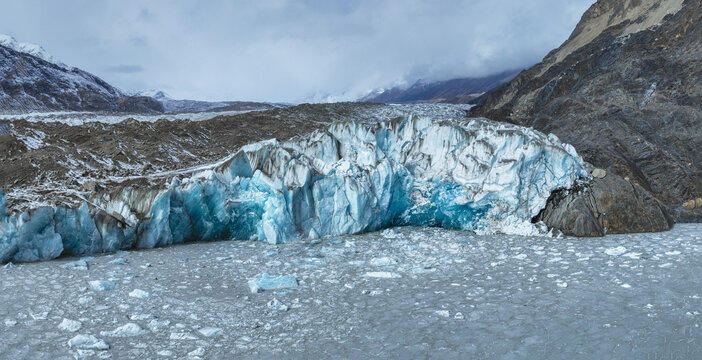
left=361, top=69, right=522, bottom=104
left=470, top=0, right=702, bottom=227
left=0, top=35, right=162, bottom=114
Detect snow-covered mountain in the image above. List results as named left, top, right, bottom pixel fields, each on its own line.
left=0, top=34, right=67, bottom=69
left=361, top=69, right=521, bottom=104
left=0, top=34, right=162, bottom=114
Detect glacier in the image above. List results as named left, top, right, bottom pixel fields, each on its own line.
left=0, top=115, right=588, bottom=262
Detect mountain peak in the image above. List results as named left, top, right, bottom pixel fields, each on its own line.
left=0, top=34, right=67, bottom=69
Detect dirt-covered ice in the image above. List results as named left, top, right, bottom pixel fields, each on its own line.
left=1, top=225, right=701, bottom=359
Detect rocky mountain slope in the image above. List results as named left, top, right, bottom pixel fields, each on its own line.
left=129, top=90, right=279, bottom=113
left=470, top=0, right=702, bottom=231
left=362, top=70, right=521, bottom=104
left=0, top=35, right=162, bottom=113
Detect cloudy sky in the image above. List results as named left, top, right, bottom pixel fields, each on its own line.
left=0, top=0, right=594, bottom=102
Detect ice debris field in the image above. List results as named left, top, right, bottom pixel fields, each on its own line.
left=0, top=115, right=588, bottom=262
left=1, top=225, right=700, bottom=358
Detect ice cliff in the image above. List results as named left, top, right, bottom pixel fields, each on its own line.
left=0, top=116, right=588, bottom=262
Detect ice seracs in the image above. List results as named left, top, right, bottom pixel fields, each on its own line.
left=0, top=115, right=588, bottom=262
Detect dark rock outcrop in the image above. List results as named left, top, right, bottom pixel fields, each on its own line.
left=536, top=170, right=673, bottom=236
left=470, top=0, right=701, bottom=232
left=0, top=43, right=162, bottom=113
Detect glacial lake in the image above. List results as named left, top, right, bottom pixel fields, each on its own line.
left=1, top=224, right=700, bottom=359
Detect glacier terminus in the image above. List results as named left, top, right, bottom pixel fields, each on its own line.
left=0, top=114, right=588, bottom=262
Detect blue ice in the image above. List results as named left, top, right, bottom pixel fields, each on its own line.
left=0, top=117, right=588, bottom=262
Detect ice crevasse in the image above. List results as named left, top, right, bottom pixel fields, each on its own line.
left=0, top=116, right=589, bottom=262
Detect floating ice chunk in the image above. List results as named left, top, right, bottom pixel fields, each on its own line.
left=67, top=334, right=110, bottom=350
left=620, top=283, right=632, bottom=289
left=3, top=262, right=14, bottom=269
left=109, top=257, right=128, bottom=265
left=435, top=310, right=450, bottom=318
left=129, top=289, right=150, bottom=299
left=170, top=332, right=198, bottom=340
left=58, top=318, right=82, bottom=332
left=198, top=327, right=223, bottom=337
left=147, top=319, right=171, bottom=331
left=4, top=319, right=17, bottom=326
left=267, top=298, right=289, bottom=312
left=30, top=311, right=48, bottom=320
left=665, top=251, right=681, bottom=256
left=61, top=260, right=88, bottom=270
left=248, top=273, right=298, bottom=293
left=78, top=296, right=94, bottom=305
left=556, top=281, right=568, bottom=288
left=128, top=313, right=155, bottom=321
left=604, top=246, right=627, bottom=256
left=100, top=323, right=147, bottom=337
left=410, top=266, right=436, bottom=274
left=158, top=350, right=173, bottom=356
left=89, top=280, right=116, bottom=292
left=188, top=347, right=206, bottom=357
left=363, top=271, right=402, bottom=279
left=381, top=228, right=401, bottom=239
left=369, top=257, right=397, bottom=266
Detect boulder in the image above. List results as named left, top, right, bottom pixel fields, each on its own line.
left=591, top=168, right=606, bottom=179
left=536, top=173, right=673, bottom=236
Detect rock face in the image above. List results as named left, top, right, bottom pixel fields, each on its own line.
left=535, top=170, right=673, bottom=236
left=0, top=40, right=162, bottom=113
left=470, top=0, right=702, bottom=226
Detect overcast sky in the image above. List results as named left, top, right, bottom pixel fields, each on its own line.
left=0, top=0, right=594, bottom=103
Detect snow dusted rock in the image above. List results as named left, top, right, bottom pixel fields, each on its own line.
left=100, top=323, right=147, bottom=337
left=58, top=318, right=82, bottom=332
left=0, top=116, right=588, bottom=262
left=67, top=334, right=110, bottom=350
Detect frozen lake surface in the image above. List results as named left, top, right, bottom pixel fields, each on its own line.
left=1, top=224, right=700, bottom=359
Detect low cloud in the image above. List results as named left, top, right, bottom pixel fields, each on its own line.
left=0, top=0, right=595, bottom=102
left=105, top=65, right=144, bottom=74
